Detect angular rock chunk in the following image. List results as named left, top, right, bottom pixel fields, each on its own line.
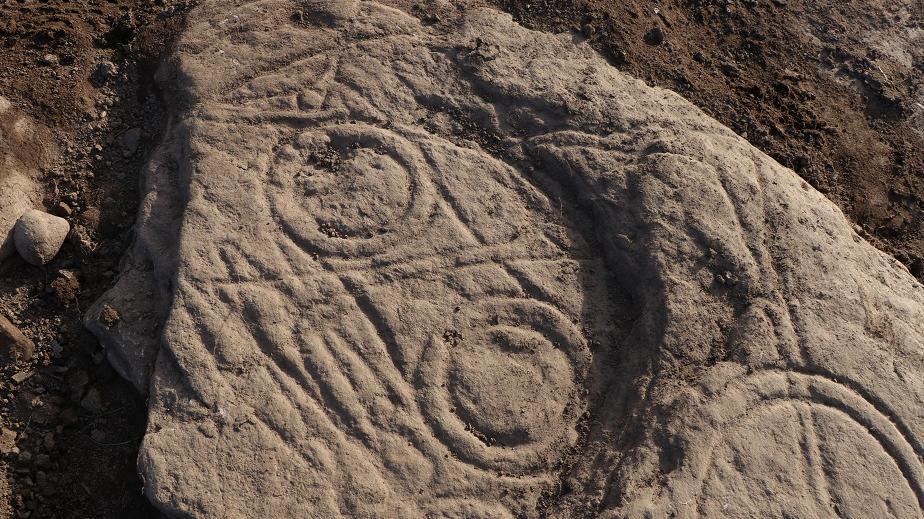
left=0, top=171, right=34, bottom=261
left=14, top=209, right=69, bottom=265
left=90, top=1, right=924, bottom=517
left=0, top=315, right=34, bottom=363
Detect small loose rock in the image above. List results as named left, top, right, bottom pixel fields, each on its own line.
left=645, top=26, right=665, bottom=45
left=1, top=314, right=35, bottom=363
left=50, top=270, right=80, bottom=305
left=12, top=370, right=34, bottom=384
left=90, top=60, right=119, bottom=86
left=98, top=305, right=120, bottom=328
left=14, top=210, right=70, bottom=266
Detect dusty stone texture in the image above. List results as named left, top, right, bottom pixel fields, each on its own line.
left=0, top=171, right=35, bottom=261
left=0, top=315, right=35, bottom=363
left=0, top=98, right=49, bottom=261
left=88, top=1, right=924, bottom=517
left=13, top=210, right=70, bottom=266
left=84, top=119, right=183, bottom=394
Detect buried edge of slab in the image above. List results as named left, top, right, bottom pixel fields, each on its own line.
left=85, top=1, right=924, bottom=517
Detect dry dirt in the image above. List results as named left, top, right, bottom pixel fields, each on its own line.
left=0, top=0, right=191, bottom=517
left=0, top=0, right=921, bottom=518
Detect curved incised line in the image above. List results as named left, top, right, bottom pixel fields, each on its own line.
left=678, top=370, right=924, bottom=513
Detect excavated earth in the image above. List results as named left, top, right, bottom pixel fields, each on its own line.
left=1, top=0, right=922, bottom=517
left=0, top=1, right=190, bottom=517
left=76, top=0, right=924, bottom=517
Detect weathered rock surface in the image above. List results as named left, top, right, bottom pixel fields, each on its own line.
left=88, top=1, right=924, bottom=517
left=0, top=98, right=48, bottom=262
left=14, top=210, right=70, bottom=266
left=0, top=315, right=34, bottom=363
left=0, top=171, right=35, bottom=261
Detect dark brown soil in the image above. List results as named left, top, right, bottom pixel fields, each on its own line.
left=494, top=0, right=924, bottom=279
left=0, top=1, right=193, bottom=517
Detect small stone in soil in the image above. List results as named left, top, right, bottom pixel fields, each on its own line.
left=80, top=387, right=104, bottom=414
left=12, top=370, right=34, bottom=384
left=91, top=60, right=119, bottom=86
left=50, top=271, right=80, bottom=305
left=645, top=26, right=665, bottom=45
left=13, top=210, right=70, bottom=266
left=1, top=314, right=35, bottom=363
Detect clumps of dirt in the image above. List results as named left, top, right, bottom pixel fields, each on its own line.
left=492, top=0, right=924, bottom=280
left=0, top=1, right=194, bottom=517
left=98, top=305, right=121, bottom=330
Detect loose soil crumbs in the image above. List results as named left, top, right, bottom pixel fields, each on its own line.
left=0, top=1, right=193, bottom=517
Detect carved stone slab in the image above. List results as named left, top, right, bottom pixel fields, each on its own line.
left=88, top=2, right=924, bottom=517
